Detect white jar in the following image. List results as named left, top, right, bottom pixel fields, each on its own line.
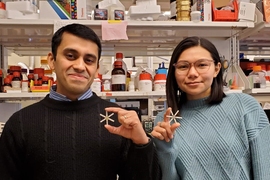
left=91, top=78, right=101, bottom=93
left=154, top=74, right=166, bottom=91
left=138, top=73, right=152, bottom=92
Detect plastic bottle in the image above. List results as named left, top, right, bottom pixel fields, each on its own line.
left=138, top=72, right=152, bottom=92
left=101, top=74, right=111, bottom=92
left=91, top=76, right=102, bottom=93
left=154, top=74, right=166, bottom=91
left=248, top=66, right=266, bottom=88
left=21, top=68, right=29, bottom=92
left=156, top=62, right=168, bottom=75
left=111, top=61, right=126, bottom=91
left=128, top=80, right=135, bottom=92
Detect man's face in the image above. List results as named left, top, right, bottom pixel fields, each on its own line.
left=48, top=32, right=99, bottom=100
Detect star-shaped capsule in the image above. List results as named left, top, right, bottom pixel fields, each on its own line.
left=166, top=110, right=182, bottom=124
left=100, top=111, right=114, bottom=125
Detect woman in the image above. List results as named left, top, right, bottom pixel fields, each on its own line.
left=151, top=36, right=270, bottom=180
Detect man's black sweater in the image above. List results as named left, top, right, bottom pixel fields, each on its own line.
left=0, top=93, right=161, bottom=180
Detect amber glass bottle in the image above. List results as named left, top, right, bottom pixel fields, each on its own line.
left=111, top=61, right=126, bottom=91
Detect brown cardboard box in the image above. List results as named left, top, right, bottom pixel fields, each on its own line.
left=213, top=0, right=231, bottom=8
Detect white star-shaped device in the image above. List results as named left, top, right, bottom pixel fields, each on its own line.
left=100, top=111, right=114, bottom=125
left=166, top=110, right=182, bottom=124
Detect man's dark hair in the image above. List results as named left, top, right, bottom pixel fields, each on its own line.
left=51, top=23, right=102, bottom=60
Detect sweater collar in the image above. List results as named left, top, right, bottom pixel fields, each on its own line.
left=183, top=97, right=209, bottom=109
left=40, top=92, right=100, bottom=111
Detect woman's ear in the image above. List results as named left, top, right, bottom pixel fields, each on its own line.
left=214, top=62, right=221, bottom=77
left=47, top=53, right=55, bottom=70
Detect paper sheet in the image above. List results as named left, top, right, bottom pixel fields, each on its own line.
left=101, top=21, right=128, bottom=41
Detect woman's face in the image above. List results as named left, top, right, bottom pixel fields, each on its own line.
left=174, top=46, right=221, bottom=100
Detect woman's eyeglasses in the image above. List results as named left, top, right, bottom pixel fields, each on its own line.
left=173, top=59, right=214, bottom=75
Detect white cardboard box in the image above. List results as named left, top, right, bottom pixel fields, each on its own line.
left=238, top=2, right=256, bottom=21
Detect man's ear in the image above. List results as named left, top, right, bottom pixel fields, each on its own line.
left=47, top=53, right=55, bottom=70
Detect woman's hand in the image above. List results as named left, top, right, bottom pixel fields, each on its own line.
left=104, top=107, right=149, bottom=145
left=151, top=107, right=180, bottom=142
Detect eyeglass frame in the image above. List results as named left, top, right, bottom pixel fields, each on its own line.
left=173, top=59, right=215, bottom=75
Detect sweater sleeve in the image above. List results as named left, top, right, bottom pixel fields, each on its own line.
left=245, top=107, right=270, bottom=179
left=118, top=137, right=161, bottom=180
left=242, top=94, right=270, bottom=180
left=153, top=112, right=180, bottom=180
left=0, top=113, right=25, bottom=180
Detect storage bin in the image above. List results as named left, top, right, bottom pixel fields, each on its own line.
left=212, top=0, right=238, bottom=21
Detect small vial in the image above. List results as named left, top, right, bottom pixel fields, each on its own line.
left=102, top=74, right=111, bottom=92
left=3, top=78, right=12, bottom=92
left=11, top=71, right=21, bottom=89
left=21, top=69, right=29, bottom=92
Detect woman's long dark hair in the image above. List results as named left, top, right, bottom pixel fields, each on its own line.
left=166, top=36, right=225, bottom=114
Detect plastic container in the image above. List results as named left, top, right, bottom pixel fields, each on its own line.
left=138, top=72, right=152, bottom=92
left=154, top=74, right=166, bottom=91
left=21, top=68, right=29, bottom=92
left=190, top=11, right=201, bottom=23
left=102, top=74, right=111, bottom=92
left=248, top=66, right=266, bottom=88
left=128, top=81, right=135, bottom=92
left=91, top=77, right=101, bottom=93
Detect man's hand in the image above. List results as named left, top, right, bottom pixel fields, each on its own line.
left=104, top=107, right=149, bottom=145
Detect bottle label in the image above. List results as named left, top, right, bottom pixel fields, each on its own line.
left=21, top=81, right=29, bottom=92
left=154, top=80, right=166, bottom=91
left=11, top=81, right=21, bottom=88
left=112, top=75, right=125, bottom=84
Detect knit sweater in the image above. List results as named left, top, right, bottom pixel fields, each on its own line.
left=0, top=93, right=161, bottom=180
left=154, top=93, right=270, bottom=180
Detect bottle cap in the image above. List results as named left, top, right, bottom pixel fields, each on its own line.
left=114, top=61, right=122, bottom=66
left=139, top=73, right=151, bottom=80
left=13, top=71, right=21, bottom=77
left=42, top=76, right=50, bottom=81
left=253, top=66, right=262, bottom=71
left=9, top=65, right=21, bottom=72
left=4, top=77, right=11, bottom=84
left=116, top=52, right=123, bottom=59
left=40, top=59, right=48, bottom=64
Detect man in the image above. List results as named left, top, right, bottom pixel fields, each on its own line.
left=0, top=23, right=161, bottom=180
